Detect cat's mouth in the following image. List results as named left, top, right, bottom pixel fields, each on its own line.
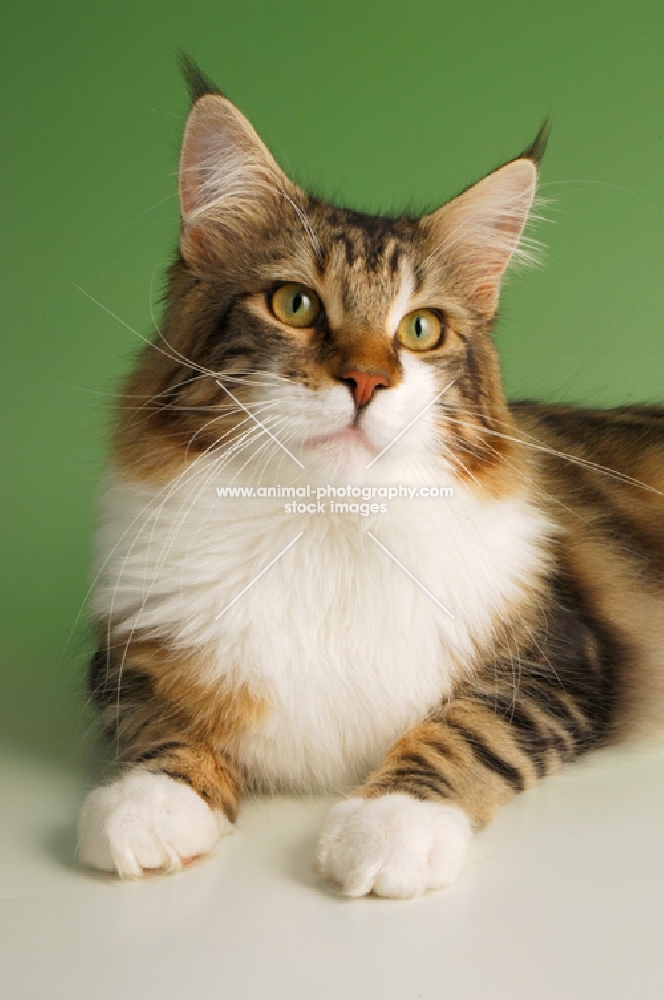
left=302, top=424, right=376, bottom=455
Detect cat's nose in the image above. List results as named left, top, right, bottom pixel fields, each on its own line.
left=340, top=368, right=391, bottom=407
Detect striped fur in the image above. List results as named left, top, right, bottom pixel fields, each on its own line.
left=87, top=641, right=252, bottom=822
left=79, top=64, right=664, bottom=894
left=360, top=570, right=620, bottom=828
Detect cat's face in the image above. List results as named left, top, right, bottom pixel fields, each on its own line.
left=130, top=83, right=541, bottom=485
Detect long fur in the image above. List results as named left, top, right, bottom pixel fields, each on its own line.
left=78, top=68, right=664, bottom=895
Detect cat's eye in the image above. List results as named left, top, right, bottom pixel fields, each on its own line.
left=270, top=283, right=323, bottom=328
left=396, top=309, right=444, bottom=351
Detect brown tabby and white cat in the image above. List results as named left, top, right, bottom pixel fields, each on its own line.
left=78, top=61, right=664, bottom=897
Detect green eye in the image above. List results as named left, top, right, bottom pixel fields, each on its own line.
left=270, top=283, right=322, bottom=328
left=397, top=310, right=444, bottom=351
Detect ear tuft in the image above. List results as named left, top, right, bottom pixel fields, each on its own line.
left=179, top=54, right=222, bottom=104
left=520, top=119, right=550, bottom=167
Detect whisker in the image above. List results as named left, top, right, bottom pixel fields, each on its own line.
left=440, top=405, right=664, bottom=498
left=436, top=422, right=592, bottom=524
left=113, top=410, right=299, bottom=727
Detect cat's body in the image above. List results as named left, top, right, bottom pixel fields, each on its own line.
left=78, top=63, right=664, bottom=895
left=90, top=443, right=549, bottom=795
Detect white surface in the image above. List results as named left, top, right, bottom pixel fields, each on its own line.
left=2, top=743, right=664, bottom=1000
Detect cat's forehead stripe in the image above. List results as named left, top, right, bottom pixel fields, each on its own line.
left=386, top=262, right=416, bottom=337
left=312, top=208, right=415, bottom=333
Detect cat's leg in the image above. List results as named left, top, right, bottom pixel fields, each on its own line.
left=78, top=753, right=239, bottom=878
left=78, top=642, right=248, bottom=878
left=318, top=596, right=616, bottom=897
left=316, top=705, right=532, bottom=899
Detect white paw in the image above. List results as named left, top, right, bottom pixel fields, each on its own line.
left=78, top=770, right=231, bottom=878
left=316, top=793, right=472, bottom=898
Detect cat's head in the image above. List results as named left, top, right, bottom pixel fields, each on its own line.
left=123, top=62, right=544, bottom=488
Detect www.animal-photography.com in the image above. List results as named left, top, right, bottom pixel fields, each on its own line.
left=2, top=2, right=664, bottom=998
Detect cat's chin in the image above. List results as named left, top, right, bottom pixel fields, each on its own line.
left=302, top=425, right=377, bottom=471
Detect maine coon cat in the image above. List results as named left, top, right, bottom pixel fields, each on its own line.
left=78, top=61, right=664, bottom=897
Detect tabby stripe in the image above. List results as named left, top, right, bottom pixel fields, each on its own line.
left=392, top=751, right=458, bottom=793
left=157, top=768, right=195, bottom=790
left=102, top=710, right=162, bottom=748
left=131, top=741, right=188, bottom=764
left=386, top=767, right=456, bottom=800
left=471, top=695, right=571, bottom=775
left=423, top=736, right=466, bottom=766
left=544, top=691, right=594, bottom=746
left=482, top=678, right=591, bottom=748
left=368, top=772, right=453, bottom=801
left=508, top=705, right=571, bottom=773
left=399, top=750, right=445, bottom=775
left=445, top=719, right=525, bottom=791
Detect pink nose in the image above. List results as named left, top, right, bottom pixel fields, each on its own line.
left=340, top=369, right=391, bottom=407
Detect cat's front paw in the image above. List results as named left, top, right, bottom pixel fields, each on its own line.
left=78, top=770, right=231, bottom=878
left=316, top=793, right=472, bottom=898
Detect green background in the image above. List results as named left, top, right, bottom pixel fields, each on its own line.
left=2, top=0, right=663, bottom=768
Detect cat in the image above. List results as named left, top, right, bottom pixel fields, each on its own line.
left=77, top=59, right=664, bottom=897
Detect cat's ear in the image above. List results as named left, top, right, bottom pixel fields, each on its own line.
left=422, top=146, right=542, bottom=318
left=178, top=91, right=293, bottom=266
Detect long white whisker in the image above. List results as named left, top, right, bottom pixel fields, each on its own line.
left=215, top=379, right=305, bottom=469
left=442, top=407, right=664, bottom=497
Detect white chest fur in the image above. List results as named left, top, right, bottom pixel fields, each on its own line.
left=92, top=452, right=548, bottom=792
